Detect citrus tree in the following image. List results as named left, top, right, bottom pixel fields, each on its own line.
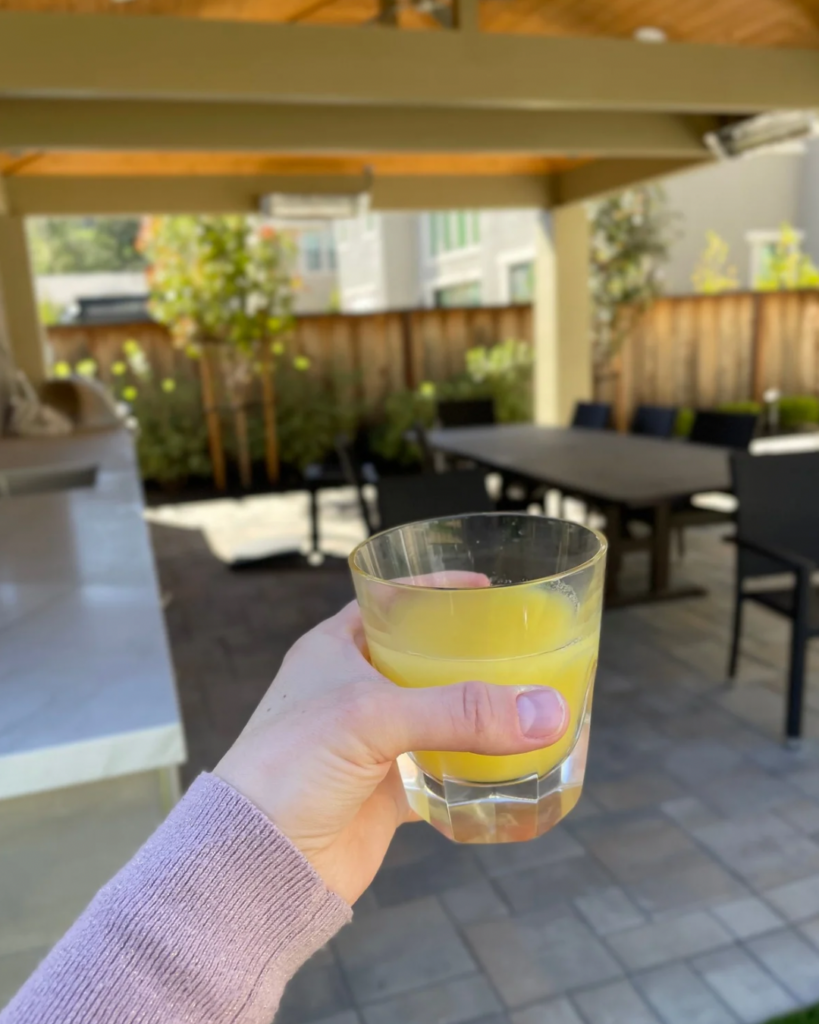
left=138, top=216, right=295, bottom=488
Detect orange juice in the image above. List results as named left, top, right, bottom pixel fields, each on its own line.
left=365, top=583, right=600, bottom=784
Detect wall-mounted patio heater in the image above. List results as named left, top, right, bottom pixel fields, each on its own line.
left=258, top=191, right=370, bottom=220
left=705, top=111, right=818, bottom=159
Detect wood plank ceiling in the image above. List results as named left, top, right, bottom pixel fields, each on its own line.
left=1, top=0, right=818, bottom=46
left=0, top=0, right=812, bottom=199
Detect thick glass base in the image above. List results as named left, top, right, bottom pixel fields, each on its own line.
left=399, top=712, right=591, bottom=844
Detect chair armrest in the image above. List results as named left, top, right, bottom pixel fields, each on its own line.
left=728, top=535, right=816, bottom=574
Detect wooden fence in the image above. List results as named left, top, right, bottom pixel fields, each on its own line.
left=47, top=304, right=533, bottom=411
left=597, top=291, right=819, bottom=430
left=48, top=304, right=533, bottom=488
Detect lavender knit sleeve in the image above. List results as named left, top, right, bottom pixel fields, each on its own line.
left=1, top=773, right=352, bottom=1024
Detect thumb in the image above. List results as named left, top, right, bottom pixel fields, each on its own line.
left=355, top=681, right=569, bottom=764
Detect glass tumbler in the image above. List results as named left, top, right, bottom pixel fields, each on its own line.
left=349, top=513, right=607, bottom=844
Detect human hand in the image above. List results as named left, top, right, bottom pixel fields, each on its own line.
left=215, top=597, right=568, bottom=906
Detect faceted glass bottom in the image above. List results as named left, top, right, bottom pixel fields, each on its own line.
left=399, top=712, right=591, bottom=844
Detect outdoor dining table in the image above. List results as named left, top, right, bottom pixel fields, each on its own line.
left=427, top=424, right=732, bottom=606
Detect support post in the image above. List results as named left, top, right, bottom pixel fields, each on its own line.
left=533, top=203, right=592, bottom=426
left=0, top=213, right=47, bottom=386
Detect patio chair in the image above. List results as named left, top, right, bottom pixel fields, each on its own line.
left=631, top=404, right=678, bottom=439
left=689, top=410, right=759, bottom=450
left=303, top=434, right=377, bottom=552
left=437, top=398, right=496, bottom=428
left=728, top=451, right=819, bottom=740
left=376, top=469, right=493, bottom=531
left=572, top=401, right=612, bottom=430
left=670, top=410, right=759, bottom=552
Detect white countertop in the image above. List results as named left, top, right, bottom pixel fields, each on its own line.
left=0, top=429, right=186, bottom=800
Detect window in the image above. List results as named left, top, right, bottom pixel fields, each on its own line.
left=302, top=232, right=323, bottom=272
left=433, top=280, right=482, bottom=308
left=747, top=228, right=804, bottom=288
left=508, top=261, right=534, bottom=302
left=326, top=240, right=337, bottom=271
left=429, top=211, right=481, bottom=257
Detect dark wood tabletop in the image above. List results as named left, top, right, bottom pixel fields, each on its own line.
left=428, top=424, right=732, bottom=507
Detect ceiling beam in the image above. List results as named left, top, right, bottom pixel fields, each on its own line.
left=2, top=171, right=553, bottom=215
left=2, top=174, right=369, bottom=216
left=372, top=174, right=552, bottom=209
left=1, top=11, right=818, bottom=114
left=555, top=157, right=708, bottom=205
left=0, top=99, right=716, bottom=158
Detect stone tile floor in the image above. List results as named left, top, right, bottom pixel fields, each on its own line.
left=150, top=491, right=819, bottom=1024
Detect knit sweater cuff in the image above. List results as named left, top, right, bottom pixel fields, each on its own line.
left=4, top=772, right=352, bottom=1024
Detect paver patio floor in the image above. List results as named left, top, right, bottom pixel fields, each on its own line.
left=150, top=494, right=819, bottom=1024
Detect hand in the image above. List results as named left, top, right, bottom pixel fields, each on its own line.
left=215, top=599, right=568, bottom=905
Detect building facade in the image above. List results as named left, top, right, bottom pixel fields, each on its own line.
left=334, top=139, right=819, bottom=312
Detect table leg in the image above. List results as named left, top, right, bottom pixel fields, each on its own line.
left=309, top=486, right=320, bottom=555
left=651, top=502, right=671, bottom=594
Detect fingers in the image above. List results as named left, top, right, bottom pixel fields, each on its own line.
left=345, top=680, right=569, bottom=764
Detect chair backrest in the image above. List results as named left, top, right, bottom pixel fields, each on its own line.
left=690, top=410, right=758, bottom=450
left=732, top=451, right=819, bottom=577
left=572, top=402, right=612, bottom=430
left=377, top=470, right=492, bottom=532
left=437, top=398, right=495, bottom=428
left=631, top=404, right=678, bottom=439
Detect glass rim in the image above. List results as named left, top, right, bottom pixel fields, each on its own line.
left=349, top=512, right=608, bottom=592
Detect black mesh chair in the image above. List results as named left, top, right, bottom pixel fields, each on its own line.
left=729, top=452, right=819, bottom=740
left=626, top=410, right=758, bottom=556
left=437, top=398, right=496, bottom=428
left=572, top=402, right=612, bottom=430
left=690, top=410, right=759, bottom=450
left=304, top=434, right=377, bottom=551
left=377, top=469, right=493, bottom=532
left=670, top=410, right=758, bottom=554
left=631, top=405, right=678, bottom=439
left=334, top=434, right=378, bottom=536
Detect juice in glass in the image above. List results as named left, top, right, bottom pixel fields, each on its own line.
left=351, top=513, right=606, bottom=843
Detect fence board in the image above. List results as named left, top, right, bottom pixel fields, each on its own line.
left=600, top=291, right=819, bottom=426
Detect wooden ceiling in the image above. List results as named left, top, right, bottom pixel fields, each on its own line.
left=0, top=151, right=585, bottom=177
left=1, top=0, right=819, bottom=47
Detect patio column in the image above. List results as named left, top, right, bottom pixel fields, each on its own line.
left=533, top=203, right=592, bottom=426
left=0, top=213, right=47, bottom=385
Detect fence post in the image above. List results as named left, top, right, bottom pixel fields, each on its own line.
left=750, top=293, right=765, bottom=401
left=400, top=311, right=416, bottom=390
left=199, top=344, right=227, bottom=492
left=260, top=351, right=280, bottom=484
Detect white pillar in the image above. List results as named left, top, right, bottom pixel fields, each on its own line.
left=533, top=203, right=592, bottom=426
left=0, top=213, right=47, bottom=386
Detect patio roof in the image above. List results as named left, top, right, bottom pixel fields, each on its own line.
left=1, top=0, right=815, bottom=404
left=2, top=0, right=819, bottom=215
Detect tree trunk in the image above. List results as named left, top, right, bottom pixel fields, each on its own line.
left=260, top=350, right=280, bottom=483
left=199, top=344, right=226, bottom=491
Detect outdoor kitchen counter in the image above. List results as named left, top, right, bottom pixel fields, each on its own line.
left=0, top=428, right=186, bottom=801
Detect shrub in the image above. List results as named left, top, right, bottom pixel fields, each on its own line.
left=674, top=407, right=695, bottom=437
left=778, top=395, right=819, bottom=431
left=274, top=357, right=359, bottom=470
left=134, top=380, right=212, bottom=486
left=370, top=340, right=533, bottom=466
left=717, top=400, right=763, bottom=416
left=370, top=387, right=437, bottom=466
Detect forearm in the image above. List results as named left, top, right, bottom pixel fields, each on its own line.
left=1, top=774, right=351, bottom=1024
